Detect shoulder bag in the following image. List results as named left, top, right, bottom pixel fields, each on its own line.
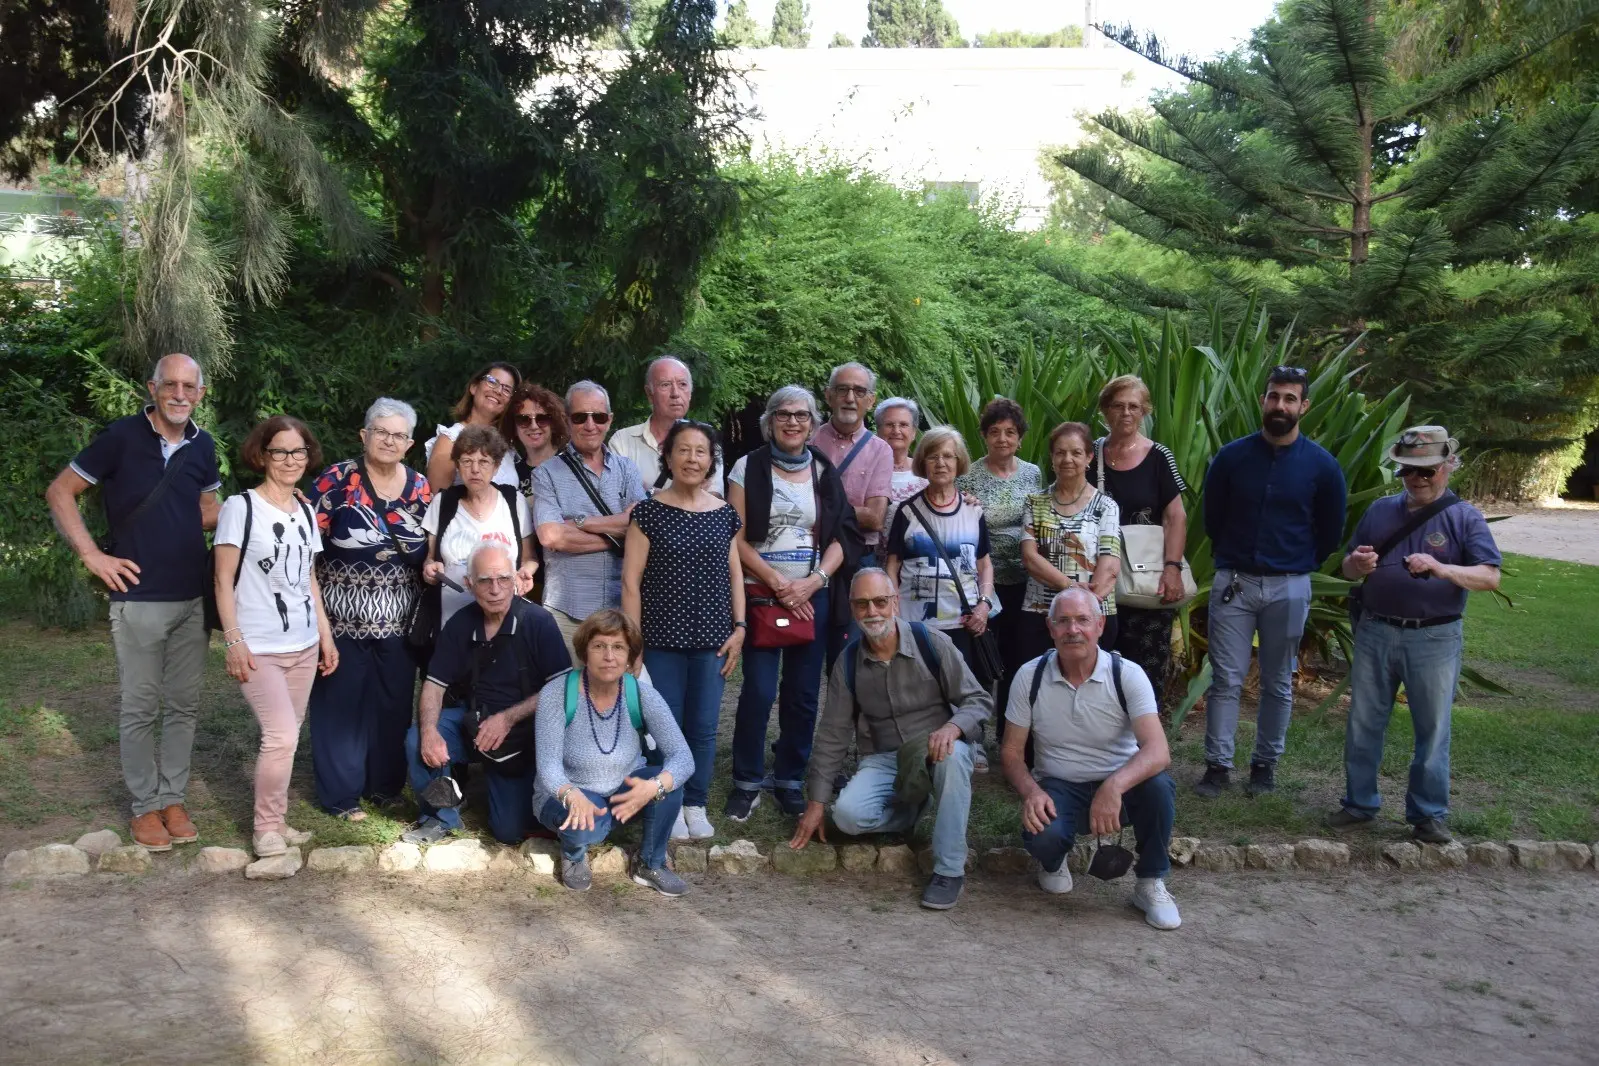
left=904, top=497, right=1004, bottom=686
left=203, top=491, right=252, bottom=633
left=98, top=443, right=196, bottom=555
left=1097, top=441, right=1197, bottom=611
left=1347, top=492, right=1463, bottom=628
left=746, top=460, right=822, bottom=649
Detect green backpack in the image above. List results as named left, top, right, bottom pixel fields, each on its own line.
left=562, top=669, right=645, bottom=734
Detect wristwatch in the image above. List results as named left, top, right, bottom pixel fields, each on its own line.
left=815, top=569, right=830, bottom=587
left=574, top=514, right=587, bottom=528
left=732, top=620, right=748, bottom=630
left=654, top=779, right=668, bottom=803
left=979, top=595, right=995, bottom=611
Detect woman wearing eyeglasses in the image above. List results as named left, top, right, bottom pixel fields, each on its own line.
left=304, top=398, right=433, bottom=821
left=424, top=362, right=522, bottom=494
left=213, top=415, right=339, bottom=858
left=421, top=424, right=537, bottom=625
left=723, top=385, right=861, bottom=822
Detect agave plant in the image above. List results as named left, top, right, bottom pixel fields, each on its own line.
left=919, top=301, right=1439, bottom=732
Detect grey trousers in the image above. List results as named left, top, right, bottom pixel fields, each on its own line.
left=108, top=598, right=207, bottom=816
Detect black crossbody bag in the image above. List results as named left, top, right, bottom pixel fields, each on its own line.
left=1347, top=492, right=1463, bottom=629
left=99, top=445, right=195, bottom=554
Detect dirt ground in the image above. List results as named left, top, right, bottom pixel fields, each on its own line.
left=1483, top=502, right=1599, bottom=566
left=3, top=869, right=1596, bottom=1065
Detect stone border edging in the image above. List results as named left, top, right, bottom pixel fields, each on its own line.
left=3, top=832, right=1595, bottom=883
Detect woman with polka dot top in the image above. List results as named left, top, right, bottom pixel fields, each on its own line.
left=622, top=420, right=745, bottom=841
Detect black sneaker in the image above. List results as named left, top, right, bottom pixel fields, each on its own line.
left=920, top=873, right=964, bottom=910
left=1326, top=808, right=1375, bottom=832
left=1412, top=817, right=1453, bottom=844
left=773, top=787, right=807, bottom=817
left=632, top=862, right=689, bottom=897
left=561, top=856, right=592, bottom=891
left=1192, top=764, right=1231, bottom=798
left=1244, top=761, right=1276, bottom=797
left=723, top=788, right=761, bottom=822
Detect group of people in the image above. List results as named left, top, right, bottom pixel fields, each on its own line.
left=46, top=353, right=1501, bottom=926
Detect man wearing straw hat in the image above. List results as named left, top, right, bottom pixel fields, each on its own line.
left=1330, top=426, right=1501, bottom=845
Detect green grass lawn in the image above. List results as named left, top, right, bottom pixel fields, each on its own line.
left=2, top=552, right=1595, bottom=858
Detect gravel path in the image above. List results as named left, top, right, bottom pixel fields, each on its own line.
left=1482, top=503, right=1599, bottom=566
left=3, top=869, right=1596, bottom=1064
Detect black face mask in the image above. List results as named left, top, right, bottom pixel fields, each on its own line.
left=420, top=775, right=463, bottom=810
left=1087, top=831, right=1136, bottom=881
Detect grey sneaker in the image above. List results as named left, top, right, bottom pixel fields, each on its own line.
left=561, top=856, right=592, bottom=892
left=920, top=873, right=964, bottom=910
left=1327, top=808, right=1375, bottom=832
left=632, top=862, right=689, bottom=897
left=400, top=819, right=450, bottom=845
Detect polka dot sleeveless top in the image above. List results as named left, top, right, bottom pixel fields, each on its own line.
left=632, top=498, right=743, bottom=650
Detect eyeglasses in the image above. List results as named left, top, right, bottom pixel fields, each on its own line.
left=830, top=384, right=871, bottom=399
left=1400, top=465, right=1443, bottom=480
left=458, top=456, right=496, bottom=469
left=478, top=375, right=514, bottom=396
left=1105, top=402, right=1144, bottom=415
left=849, top=596, right=894, bottom=611
left=472, top=575, right=514, bottom=589
left=265, top=447, right=310, bottom=462
left=157, top=381, right=203, bottom=396
left=569, top=411, right=611, bottom=426
left=772, top=410, right=812, bottom=424
left=364, top=427, right=412, bottom=445
left=1269, top=365, right=1309, bottom=383
left=516, top=412, right=552, bottom=429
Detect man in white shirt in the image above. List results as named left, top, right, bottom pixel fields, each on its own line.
left=1001, top=585, right=1181, bottom=930
left=610, top=356, right=724, bottom=496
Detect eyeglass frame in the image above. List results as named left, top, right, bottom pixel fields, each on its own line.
left=569, top=411, right=612, bottom=426
left=363, top=426, right=413, bottom=445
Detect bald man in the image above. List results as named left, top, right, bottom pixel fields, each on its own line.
left=46, top=354, right=223, bottom=852
left=610, top=357, right=723, bottom=496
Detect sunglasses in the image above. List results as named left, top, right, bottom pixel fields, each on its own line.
left=570, top=411, right=611, bottom=426
left=849, top=596, right=895, bottom=611
left=516, top=412, right=552, bottom=429
left=1400, top=465, right=1443, bottom=480
left=1270, top=365, right=1309, bottom=382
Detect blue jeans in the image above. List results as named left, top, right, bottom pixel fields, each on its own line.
left=310, top=633, right=415, bottom=813
left=1342, top=618, right=1462, bottom=824
left=1021, top=772, right=1176, bottom=879
left=1204, top=570, right=1311, bottom=768
left=833, top=740, right=976, bottom=877
left=535, top=765, right=682, bottom=869
left=405, top=706, right=535, bottom=844
left=733, top=588, right=829, bottom=792
left=642, top=647, right=726, bottom=807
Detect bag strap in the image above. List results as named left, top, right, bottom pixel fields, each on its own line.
left=835, top=430, right=875, bottom=476
left=495, top=482, right=525, bottom=566
left=1096, top=438, right=1105, bottom=496
left=1110, top=650, right=1127, bottom=717
left=563, top=667, right=645, bottom=734
left=1371, top=492, right=1463, bottom=562
left=557, top=449, right=624, bottom=555
left=232, top=490, right=254, bottom=589
left=115, top=439, right=196, bottom=539
left=431, top=485, right=466, bottom=564
left=1029, top=650, right=1052, bottom=709
left=846, top=622, right=949, bottom=712
left=906, top=497, right=975, bottom=616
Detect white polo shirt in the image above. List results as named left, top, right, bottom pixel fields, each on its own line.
left=610, top=419, right=724, bottom=497
left=1006, top=648, right=1158, bottom=783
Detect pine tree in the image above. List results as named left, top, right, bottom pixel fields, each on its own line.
left=829, top=31, right=856, bottom=47
left=1053, top=0, right=1599, bottom=490
left=721, top=0, right=768, bottom=46
left=975, top=26, right=1084, bottom=48
left=771, top=0, right=811, bottom=47
left=862, top=0, right=965, bottom=48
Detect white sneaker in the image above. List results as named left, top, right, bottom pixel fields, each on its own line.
left=252, top=831, right=287, bottom=858
left=670, top=809, right=691, bottom=841
left=1037, top=863, right=1073, bottom=894
left=972, top=745, right=989, bottom=773
left=281, top=826, right=313, bottom=848
left=1132, top=877, right=1181, bottom=930
left=683, top=806, right=716, bottom=840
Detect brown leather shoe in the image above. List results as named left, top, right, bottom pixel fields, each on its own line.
left=130, top=812, right=173, bottom=852
left=159, top=804, right=198, bottom=844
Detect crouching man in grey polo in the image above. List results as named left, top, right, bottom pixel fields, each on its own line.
left=45, top=354, right=222, bottom=853
left=789, top=568, right=990, bottom=910
left=1001, top=585, right=1180, bottom=930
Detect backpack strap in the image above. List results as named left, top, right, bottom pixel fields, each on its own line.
left=494, top=482, right=524, bottom=566
left=843, top=636, right=863, bottom=706
left=835, top=430, right=875, bottom=476
left=432, top=485, right=466, bottom=563
left=1029, top=650, right=1053, bottom=709
left=909, top=621, right=951, bottom=708
left=563, top=668, right=580, bottom=726
left=563, top=667, right=645, bottom=735
left=1028, top=649, right=1127, bottom=715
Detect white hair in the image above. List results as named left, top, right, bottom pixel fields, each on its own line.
left=828, top=361, right=877, bottom=392
left=850, top=566, right=896, bottom=595
left=565, top=380, right=612, bottom=413
left=364, top=397, right=418, bottom=436
left=466, top=540, right=514, bottom=581
left=645, top=356, right=692, bottom=390
left=874, top=396, right=919, bottom=426
left=149, top=353, right=205, bottom=389
left=759, top=385, right=822, bottom=442
left=1049, top=585, right=1105, bottom=618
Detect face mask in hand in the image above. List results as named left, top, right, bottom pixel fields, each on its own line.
left=1086, top=830, right=1136, bottom=881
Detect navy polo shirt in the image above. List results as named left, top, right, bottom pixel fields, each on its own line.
left=425, top=598, right=568, bottom=713
left=1203, top=432, right=1347, bottom=575
left=1349, top=494, right=1501, bottom=620
left=70, top=409, right=222, bottom=602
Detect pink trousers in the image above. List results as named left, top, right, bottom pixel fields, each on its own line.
left=238, top=645, right=319, bottom=834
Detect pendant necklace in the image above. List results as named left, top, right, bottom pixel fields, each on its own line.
left=584, top=673, right=624, bottom=755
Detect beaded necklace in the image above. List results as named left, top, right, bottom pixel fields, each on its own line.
left=583, top=672, right=625, bottom=756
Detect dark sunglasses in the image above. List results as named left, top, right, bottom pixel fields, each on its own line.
left=1270, top=364, right=1309, bottom=382
left=515, top=412, right=552, bottom=429
left=1400, top=465, right=1443, bottom=480
left=570, top=411, right=611, bottom=426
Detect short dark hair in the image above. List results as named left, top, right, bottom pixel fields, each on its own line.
left=655, top=420, right=722, bottom=489
left=1266, top=365, right=1309, bottom=399
left=500, top=382, right=569, bottom=456
left=451, top=362, right=522, bottom=422
left=1047, top=421, right=1093, bottom=456
left=979, top=397, right=1028, bottom=439
left=453, top=424, right=510, bottom=467
left=240, top=415, right=323, bottom=473
left=573, top=608, right=643, bottom=666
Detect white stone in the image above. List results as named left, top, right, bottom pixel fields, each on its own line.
left=1553, top=842, right=1592, bottom=870
left=74, top=830, right=124, bottom=859
left=487, top=846, right=524, bottom=873
left=1468, top=841, right=1511, bottom=868
left=1294, top=839, right=1350, bottom=871
left=306, top=846, right=377, bottom=873
left=1508, top=840, right=1557, bottom=871
left=672, top=845, right=708, bottom=874
left=1194, top=845, right=1244, bottom=872
left=421, top=839, right=491, bottom=873
left=1382, top=841, right=1422, bottom=871
left=244, top=847, right=303, bottom=880
left=839, top=844, right=877, bottom=872
left=97, top=845, right=153, bottom=874
left=874, top=843, right=918, bottom=877
left=1420, top=842, right=1468, bottom=870
left=589, top=846, right=628, bottom=878
left=520, top=838, right=559, bottom=877
left=194, top=847, right=251, bottom=874
left=709, top=839, right=768, bottom=874
left=1245, top=844, right=1296, bottom=871
left=378, top=842, right=422, bottom=872
left=3, top=843, right=90, bottom=879
left=1168, top=837, right=1200, bottom=868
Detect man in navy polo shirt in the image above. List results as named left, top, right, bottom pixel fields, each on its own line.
left=1330, top=426, right=1501, bottom=844
left=1197, top=366, right=1347, bottom=799
left=46, top=354, right=222, bottom=852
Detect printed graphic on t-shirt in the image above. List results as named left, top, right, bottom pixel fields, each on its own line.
left=260, top=515, right=315, bottom=632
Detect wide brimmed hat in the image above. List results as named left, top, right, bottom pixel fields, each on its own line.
left=1386, top=425, right=1461, bottom=467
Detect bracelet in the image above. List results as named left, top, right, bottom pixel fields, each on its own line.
left=1164, top=561, right=1183, bottom=569
left=224, top=638, right=246, bottom=649
left=557, top=785, right=574, bottom=807
left=654, top=779, right=669, bottom=803
left=731, top=620, right=747, bottom=630
left=223, top=626, right=243, bottom=637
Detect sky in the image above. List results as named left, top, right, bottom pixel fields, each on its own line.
left=745, top=0, right=1280, bottom=56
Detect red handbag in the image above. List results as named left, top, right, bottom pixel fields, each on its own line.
left=745, top=580, right=816, bottom=649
